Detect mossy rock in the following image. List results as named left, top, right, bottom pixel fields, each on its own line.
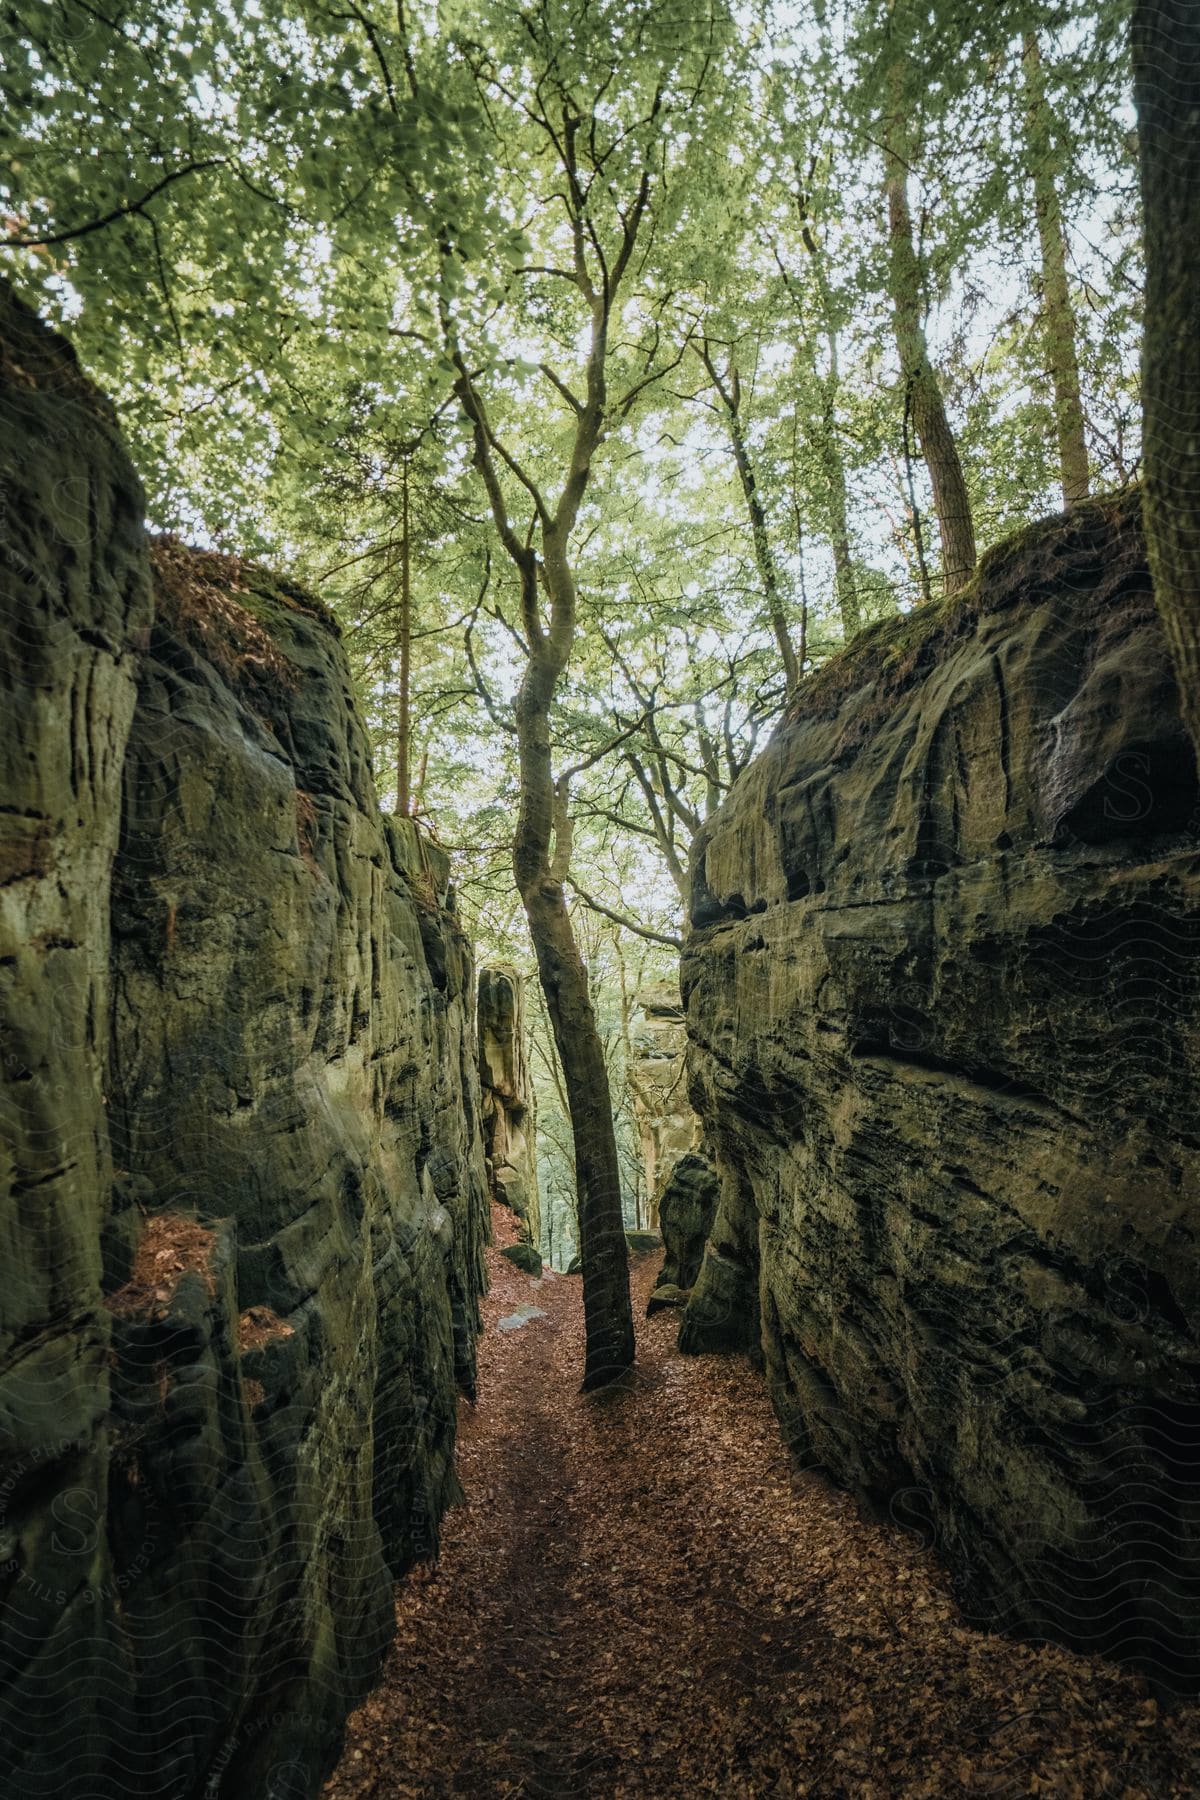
left=646, top=1284, right=690, bottom=1317
left=656, top=1153, right=720, bottom=1291
left=501, top=1242, right=544, bottom=1277
left=624, top=1230, right=662, bottom=1256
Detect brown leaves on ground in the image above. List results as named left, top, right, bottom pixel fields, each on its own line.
left=237, top=1304, right=295, bottom=1351
left=325, top=1206, right=1200, bottom=1798
left=106, top=1212, right=217, bottom=1314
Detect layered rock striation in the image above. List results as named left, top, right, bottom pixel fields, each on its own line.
left=0, top=284, right=489, bottom=1796
left=682, top=493, right=1200, bottom=1689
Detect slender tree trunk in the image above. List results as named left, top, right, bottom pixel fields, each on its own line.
left=444, top=112, right=653, bottom=1384
left=789, top=171, right=862, bottom=638
left=822, top=332, right=861, bottom=636
left=900, top=414, right=934, bottom=607
left=1133, top=0, right=1200, bottom=770
left=396, top=458, right=412, bottom=815
left=1022, top=33, right=1090, bottom=506
left=883, top=65, right=976, bottom=596
left=700, top=345, right=800, bottom=689
left=624, top=751, right=690, bottom=902
left=728, top=402, right=799, bottom=689
left=514, top=628, right=635, bottom=1387
left=787, top=418, right=815, bottom=668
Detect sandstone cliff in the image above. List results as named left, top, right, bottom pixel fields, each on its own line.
left=0, top=285, right=489, bottom=1796
left=682, top=492, right=1200, bottom=1690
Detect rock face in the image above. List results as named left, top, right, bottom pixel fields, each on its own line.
left=655, top=1153, right=720, bottom=1293
left=0, top=286, right=489, bottom=1797
left=683, top=493, right=1200, bottom=1691
left=629, top=982, right=698, bottom=1223
left=478, top=964, right=540, bottom=1248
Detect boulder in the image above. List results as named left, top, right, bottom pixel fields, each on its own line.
left=646, top=1284, right=691, bottom=1317
left=655, top=1152, right=720, bottom=1293
left=478, top=965, right=540, bottom=1243
left=501, top=1242, right=545, bottom=1277
left=629, top=982, right=700, bottom=1216
left=683, top=493, right=1200, bottom=1691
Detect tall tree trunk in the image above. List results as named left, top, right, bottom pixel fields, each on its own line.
left=883, top=66, right=976, bottom=597
left=444, top=108, right=655, bottom=1386
left=513, top=614, right=635, bottom=1387
left=395, top=458, right=412, bottom=815
left=1133, top=0, right=1200, bottom=770
left=1022, top=33, right=1090, bottom=506
left=822, top=330, right=861, bottom=636
left=789, top=167, right=862, bottom=638
left=699, top=344, right=800, bottom=690
left=900, top=414, right=934, bottom=607
left=729, top=402, right=800, bottom=690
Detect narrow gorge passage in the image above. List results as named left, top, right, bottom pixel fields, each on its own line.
left=325, top=1214, right=1200, bottom=1800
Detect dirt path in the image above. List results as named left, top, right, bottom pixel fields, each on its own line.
left=325, top=1209, right=1200, bottom=1798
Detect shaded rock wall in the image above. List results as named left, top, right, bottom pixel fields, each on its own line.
left=682, top=494, right=1200, bottom=1690
left=655, top=1153, right=720, bottom=1294
left=478, top=964, right=539, bottom=1248
left=0, top=286, right=489, bottom=1797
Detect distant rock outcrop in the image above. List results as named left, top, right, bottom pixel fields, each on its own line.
left=0, top=283, right=489, bottom=1797
left=629, top=982, right=698, bottom=1222
left=682, top=493, right=1200, bottom=1690
left=478, top=964, right=540, bottom=1249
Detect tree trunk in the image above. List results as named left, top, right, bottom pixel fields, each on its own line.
left=444, top=110, right=651, bottom=1385
left=1022, top=33, right=1090, bottom=506
left=728, top=402, right=799, bottom=689
left=883, top=67, right=976, bottom=597
left=395, top=459, right=412, bottom=815
left=822, top=331, right=861, bottom=636
left=900, top=413, right=934, bottom=607
left=790, top=168, right=862, bottom=639
left=1133, top=0, right=1200, bottom=770
left=701, top=345, right=800, bottom=689
left=514, top=640, right=635, bottom=1388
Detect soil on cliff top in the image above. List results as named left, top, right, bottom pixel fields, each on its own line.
left=324, top=1206, right=1200, bottom=1799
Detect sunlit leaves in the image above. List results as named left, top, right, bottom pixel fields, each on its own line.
left=0, top=0, right=1143, bottom=944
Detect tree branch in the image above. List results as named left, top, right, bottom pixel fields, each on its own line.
left=539, top=361, right=585, bottom=416
left=566, top=877, right=682, bottom=949
left=2, top=159, right=226, bottom=248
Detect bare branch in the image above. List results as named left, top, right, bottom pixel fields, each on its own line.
left=327, top=4, right=398, bottom=113
left=558, top=703, right=659, bottom=782
left=539, top=362, right=585, bottom=416
left=566, top=877, right=683, bottom=949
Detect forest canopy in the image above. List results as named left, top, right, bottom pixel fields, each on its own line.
left=1, top=0, right=1138, bottom=913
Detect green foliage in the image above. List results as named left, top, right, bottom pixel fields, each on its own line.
left=0, top=0, right=1143, bottom=1211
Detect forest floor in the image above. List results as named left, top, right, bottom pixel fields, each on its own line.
left=324, top=1207, right=1200, bottom=1799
